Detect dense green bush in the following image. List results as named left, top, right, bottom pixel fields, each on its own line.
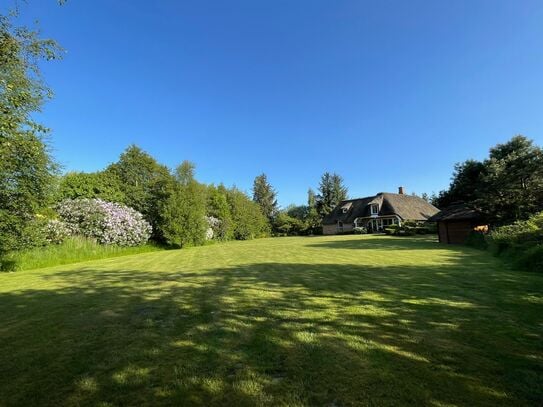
left=489, top=212, right=543, bottom=272
left=273, top=212, right=305, bottom=236
left=227, top=188, right=270, bottom=240
left=353, top=227, right=367, bottom=234
left=465, top=231, right=488, bottom=250
left=158, top=163, right=208, bottom=248
left=514, top=244, right=543, bottom=272
left=383, top=221, right=435, bottom=236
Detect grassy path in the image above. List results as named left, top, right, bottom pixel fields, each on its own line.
left=1, top=235, right=542, bottom=406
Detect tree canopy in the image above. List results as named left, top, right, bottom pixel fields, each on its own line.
left=435, top=135, right=543, bottom=224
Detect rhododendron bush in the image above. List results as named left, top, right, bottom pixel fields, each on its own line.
left=56, top=199, right=152, bottom=246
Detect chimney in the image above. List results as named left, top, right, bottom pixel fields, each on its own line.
left=398, top=186, right=405, bottom=195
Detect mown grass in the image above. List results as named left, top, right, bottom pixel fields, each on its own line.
left=0, top=235, right=542, bottom=406
left=2, top=236, right=162, bottom=271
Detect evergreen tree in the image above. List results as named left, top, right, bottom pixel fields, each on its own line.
left=252, top=173, right=278, bottom=220
left=306, top=188, right=321, bottom=234
left=316, top=172, right=348, bottom=217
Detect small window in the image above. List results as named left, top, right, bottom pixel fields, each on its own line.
left=371, top=204, right=379, bottom=215
left=338, top=221, right=343, bottom=227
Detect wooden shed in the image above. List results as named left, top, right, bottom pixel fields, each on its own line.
left=428, top=203, right=487, bottom=244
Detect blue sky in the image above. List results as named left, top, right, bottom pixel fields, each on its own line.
left=11, top=0, right=543, bottom=206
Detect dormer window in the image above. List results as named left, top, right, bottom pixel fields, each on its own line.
left=370, top=204, right=379, bottom=215
left=340, top=202, right=352, bottom=214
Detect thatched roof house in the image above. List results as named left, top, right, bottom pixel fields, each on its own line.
left=428, top=203, right=487, bottom=244
left=322, top=188, right=439, bottom=235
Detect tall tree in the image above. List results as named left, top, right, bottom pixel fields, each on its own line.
left=0, top=11, right=61, bottom=259
left=316, top=172, right=348, bottom=217
left=57, top=171, right=125, bottom=203
left=435, top=160, right=486, bottom=208
left=483, top=135, right=543, bottom=223
left=158, top=161, right=207, bottom=247
left=436, top=135, right=543, bottom=224
left=106, top=145, right=172, bottom=237
left=229, top=187, right=270, bottom=240
left=252, top=173, right=278, bottom=220
left=305, top=188, right=321, bottom=233
left=206, top=184, right=234, bottom=240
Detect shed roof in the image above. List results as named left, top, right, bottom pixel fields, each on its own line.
left=427, top=203, right=485, bottom=222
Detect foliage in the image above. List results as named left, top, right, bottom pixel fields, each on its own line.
left=57, top=171, right=125, bottom=203
left=227, top=187, right=270, bottom=240
left=464, top=231, right=488, bottom=250
left=2, top=235, right=161, bottom=271
left=353, top=226, right=367, bottom=234
left=273, top=212, right=305, bottom=236
left=206, top=184, right=234, bottom=240
left=436, top=136, right=543, bottom=225
left=252, top=173, right=278, bottom=222
left=158, top=162, right=208, bottom=247
left=316, top=172, right=348, bottom=217
left=106, top=145, right=172, bottom=239
left=488, top=211, right=543, bottom=271
left=57, top=198, right=152, bottom=246
left=44, top=219, right=70, bottom=244
left=205, top=216, right=221, bottom=240
left=384, top=221, right=434, bottom=236
left=0, top=12, right=61, bottom=257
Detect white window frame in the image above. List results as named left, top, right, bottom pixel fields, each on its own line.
left=370, top=204, right=379, bottom=215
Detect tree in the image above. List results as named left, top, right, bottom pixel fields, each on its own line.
left=158, top=161, right=207, bottom=247
left=482, top=135, right=543, bottom=224
left=303, top=188, right=321, bottom=234
left=106, top=145, right=172, bottom=238
left=0, top=11, right=61, bottom=259
left=206, top=184, right=234, bottom=240
left=273, top=212, right=305, bottom=236
left=57, top=171, right=125, bottom=203
left=434, top=160, right=486, bottom=208
left=252, top=173, right=278, bottom=221
left=228, top=187, right=270, bottom=240
left=436, top=135, right=543, bottom=224
left=316, top=172, right=348, bottom=217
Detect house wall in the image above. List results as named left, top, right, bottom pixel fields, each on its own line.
left=322, top=224, right=337, bottom=235
left=322, top=223, right=354, bottom=235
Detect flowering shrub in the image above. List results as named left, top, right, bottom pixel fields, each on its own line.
left=45, top=219, right=71, bottom=244
left=56, top=199, right=152, bottom=246
left=205, top=216, right=221, bottom=240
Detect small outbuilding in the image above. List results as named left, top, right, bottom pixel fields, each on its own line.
left=428, top=203, right=488, bottom=244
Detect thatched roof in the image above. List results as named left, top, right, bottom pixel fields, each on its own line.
left=427, top=203, right=485, bottom=222
left=322, top=193, right=439, bottom=225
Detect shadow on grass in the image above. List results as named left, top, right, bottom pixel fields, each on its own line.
left=1, top=256, right=542, bottom=405
left=306, top=235, right=450, bottom=251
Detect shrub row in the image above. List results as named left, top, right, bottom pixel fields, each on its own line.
left=487, top=212, right=543, bottom=272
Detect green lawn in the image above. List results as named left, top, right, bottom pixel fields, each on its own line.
left=1, top=235, right=542, bottom=406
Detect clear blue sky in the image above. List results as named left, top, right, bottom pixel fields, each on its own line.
left=11, top=0, right=543, bottom=207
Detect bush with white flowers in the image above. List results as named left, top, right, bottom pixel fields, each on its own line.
left=56, top=198, right=152, bottom=246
